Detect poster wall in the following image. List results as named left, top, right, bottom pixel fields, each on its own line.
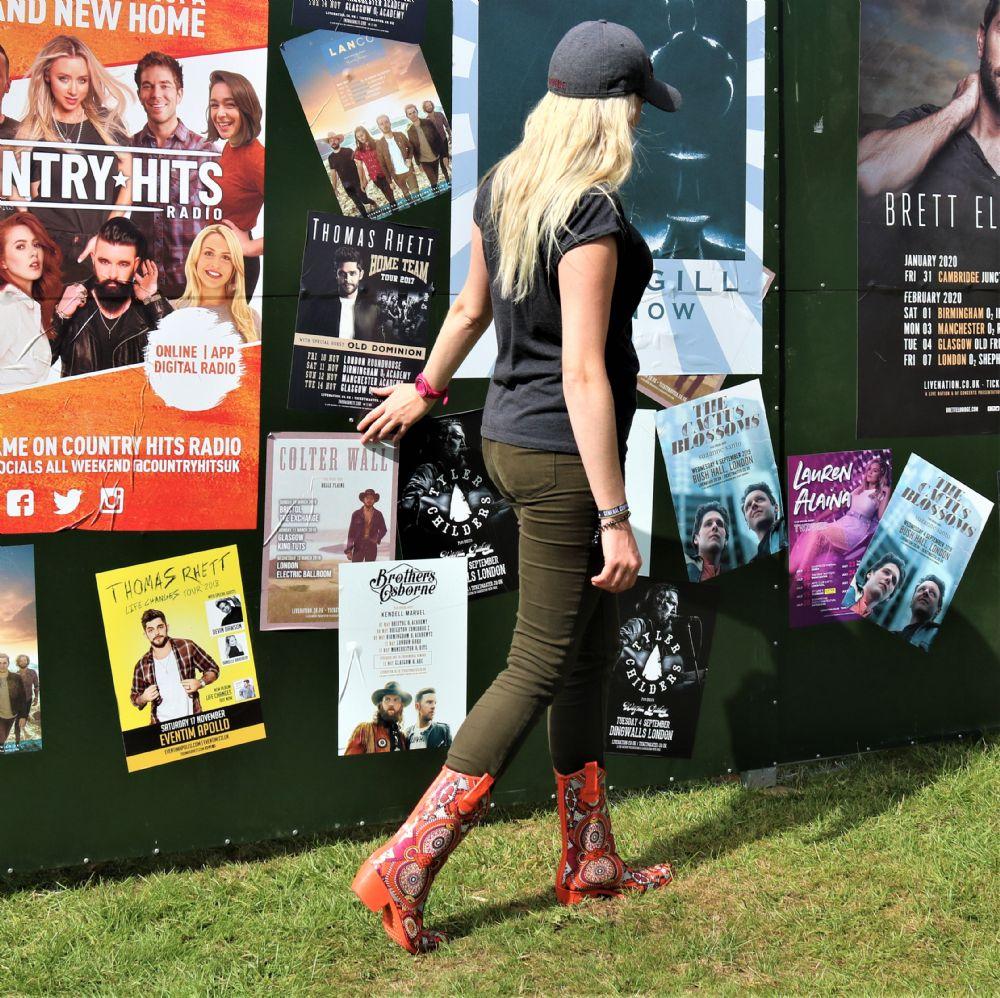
left=605, top=579, right=716, bottom=759
left=96, top=545, right=265, bottom=772
left=282, top=31, right=451, bottom=221
left=288, top=212, right=438, bottom=413
left=338, top=557, right=467, bottom=756
left=261, top=433, right=398, bottom=630
left=842, top=454, right=993, bottom=650
left=451, top=0, right=765, bottom=377
left=858, top=0, right=1000, bottom=436
left=787, top=449, right=893, bottom=628
left=656, top=379, right=785, bottom=581
left=397, top=409, right=518, bottom=599
left=0, top=545, right=40, bottom=755
left=0, top=2, right=268, bottom=532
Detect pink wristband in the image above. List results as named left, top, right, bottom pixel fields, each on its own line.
left=415, top=371, right=449, bottom=405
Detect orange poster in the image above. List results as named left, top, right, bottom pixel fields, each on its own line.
left=0, top=1, right=268, bottom=532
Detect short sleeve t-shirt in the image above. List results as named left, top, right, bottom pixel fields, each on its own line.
left=153, top=648, right=192, bottom=723
left=475, top=175, right=652, bottom=459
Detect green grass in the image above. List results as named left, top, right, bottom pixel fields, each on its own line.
left=2, top=738, right=998, bottom=995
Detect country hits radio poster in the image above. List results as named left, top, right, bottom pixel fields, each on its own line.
left=786, top=449, right=893, bottom=628
left=281, top=30, right=451, bottom=221
left=0, top=545, right=41, bottom=755
left=858, top=0, right=1000, bottom=436
left=338, top=557, right=467, bottom=756
left=398, top=409, right=518, bottom=599
left=290, top=0, right=430, bottom=43
left=261, top=432, right=399, bottom=630
left=288, top=212, right=437, bottom=413
left=656, top=379, right=785, bottom=582
left=96, top=545, right=265, bottom=772
left=450, top=0, right=765, bottom=378
left=0, top=2, right=268, bottom=532
left=841, top=454, right=994, bottom=650
left=606, top=579, right=717, bottom=759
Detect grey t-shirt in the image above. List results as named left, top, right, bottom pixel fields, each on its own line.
left=475, top=176, right=651, bottom=459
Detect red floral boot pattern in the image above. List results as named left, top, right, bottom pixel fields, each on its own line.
left=351, top=765, right=493, bottom=954
left=555, top=761, right=673, bottom=904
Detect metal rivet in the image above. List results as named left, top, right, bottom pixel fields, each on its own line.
left=669, top=777, right=675, bottom=782
left=359, top=820, right=365, bottom=826
left=820, top=282, right=826, bottom=288
left=292, top=829, right=299, bottom=836
left=6, top=868, right=12, bottom=875
left=726, top=768, right=732, bottom=774
left=83, top=858, right=90, bottom=864
left=224, top=838, right=231, bottom=845
left=772, top=700, right=778, bottom=706
left=153, top=848, right=160, bottom=856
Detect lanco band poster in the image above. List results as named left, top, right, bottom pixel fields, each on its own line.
left=0, top=2, right=268, bottom=532
left=97, top=545, right=265, bottom=772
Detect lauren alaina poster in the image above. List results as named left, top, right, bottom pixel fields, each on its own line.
left=0, top=1, right=268, bottom=532
left=97, top=545, right=265, bottom=772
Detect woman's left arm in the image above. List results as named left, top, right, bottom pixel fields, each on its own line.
left=111, top=150, right=133, bottom=210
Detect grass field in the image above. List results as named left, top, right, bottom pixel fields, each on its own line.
left=1, top=737, right=997, bottom=995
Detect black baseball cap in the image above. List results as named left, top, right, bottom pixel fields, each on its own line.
left=547, top=20, right=682, bottom=112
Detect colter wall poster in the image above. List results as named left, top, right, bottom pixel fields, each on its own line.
left=858, top=0, right=1000, bottom=436
left=451, top=0, right=765, bottom=377
left=338, top=557, right=467, bottom=756
left=261, top=433, right=399, bottom=630
left=0, top=544, right=41, bottom=755
left=0, top=2, right=268, bottom=532
left=97, top=545, right=265, bottom=772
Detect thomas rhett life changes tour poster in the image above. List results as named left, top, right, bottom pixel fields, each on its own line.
left=0, top=1, right=268, bottom=533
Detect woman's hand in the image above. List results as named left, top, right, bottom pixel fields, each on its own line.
left=220, top=218, right=252, bottom=253
left=357, top=382, right=435, bottom=445
left=591, top=522, right=642, bottom=593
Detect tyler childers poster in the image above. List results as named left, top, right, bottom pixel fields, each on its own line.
left=260, top=432, right=399, bottom=630
left=606, top=580, right=717, bottom=759
left=288, top=212, right=437, bottom=413
left=338, top=557, right=467, bottom=756
left=96, top=545, right=265, bottom=773
left=281, top=30, right=451, bottom=220
left=450, top=0, right=765, bottom=377
left=655, top=379, right=785, bottom=582
left=786, top=449, right=893, bottom=628
left=842, top=454, right=993, bottom=651
left=397, top=409, right=518, bottom=599
left=0, top=2, right=268, bottom=532
left=0, top=545, right=41, bottom=755
left=858, top=0, right=1000, bottom=436
left=290, top=0, right=430, bottom=42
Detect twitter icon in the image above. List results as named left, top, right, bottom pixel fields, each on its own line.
left=54, top=489, right=83, bottom=516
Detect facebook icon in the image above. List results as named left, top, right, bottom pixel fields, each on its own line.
left=6, top=490, right=35, bottom=517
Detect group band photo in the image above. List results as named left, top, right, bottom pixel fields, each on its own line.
left=0, top=36, right=266, bottom=393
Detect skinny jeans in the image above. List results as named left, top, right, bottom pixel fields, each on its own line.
left=446, top=439, right=618, bottom=778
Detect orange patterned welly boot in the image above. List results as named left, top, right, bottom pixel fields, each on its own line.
left=554, top=760, right=673, bottom=904
left=351, top=765, right=494, bottom=954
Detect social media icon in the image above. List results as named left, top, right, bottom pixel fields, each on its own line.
left=6, top=490, right=35, bottom=517
left=53, top=488, right=83, bottom=516
left=100, top=487, right=124, bottom=515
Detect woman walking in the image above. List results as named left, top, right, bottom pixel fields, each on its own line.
left=355, top=21, right=682, bottom=954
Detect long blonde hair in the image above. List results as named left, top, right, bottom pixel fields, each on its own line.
left=484, top=91, right=641, bottom=302
left=176, top=224, right=259, bottom=343
left=17, top=35, right=130, bottom=145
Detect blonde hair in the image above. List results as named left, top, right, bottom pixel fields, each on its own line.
left=484, top=91, right=641, bottom=302
left=176, top=225, right=259, bottom=343
left=17, top=35, right=129, bottom=145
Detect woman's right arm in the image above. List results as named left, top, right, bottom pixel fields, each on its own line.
left=358, top=223, right=493, bottom=443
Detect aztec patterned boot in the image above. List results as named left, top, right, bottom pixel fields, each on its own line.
left=351, top=765, right=494, bottom=954
left=554, top=760, right=674, bottom=904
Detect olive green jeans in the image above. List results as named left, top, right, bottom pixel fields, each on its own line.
left=446, top=439, right=618, bottom=778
